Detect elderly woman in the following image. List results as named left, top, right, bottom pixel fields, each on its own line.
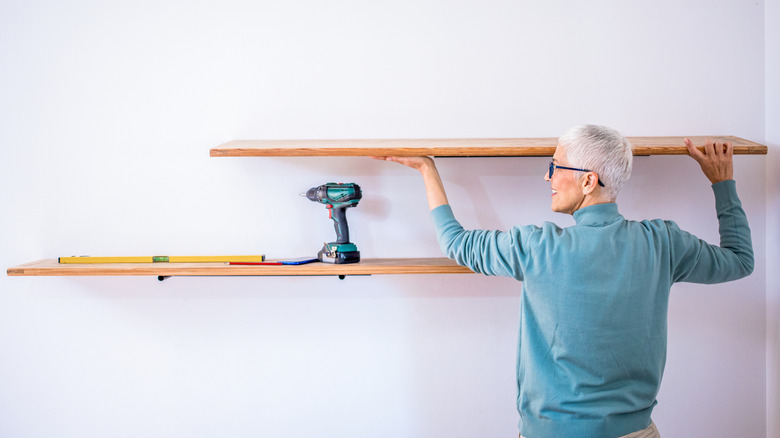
left=374, top=125, right=754, bottom=438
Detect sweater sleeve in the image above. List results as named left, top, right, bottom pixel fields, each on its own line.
left=670, top=179, right=754, bottom=284
left=431, top=204, right=525, bottom=280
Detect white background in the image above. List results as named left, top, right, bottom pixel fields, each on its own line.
left=1, top=0, right=776, bottom=437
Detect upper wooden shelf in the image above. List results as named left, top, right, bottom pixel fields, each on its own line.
left=7, top=258, right=474, bottom=280
left=210, top=136, right=767, bottom=157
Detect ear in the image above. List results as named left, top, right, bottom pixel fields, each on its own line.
left=581, top=172, right=599, bottom=195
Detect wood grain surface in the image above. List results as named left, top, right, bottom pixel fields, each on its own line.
left=7, top=258, right=475, bottom=278
left=211, top=136, right=766, bottom=157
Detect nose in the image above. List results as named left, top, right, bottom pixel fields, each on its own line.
left=544, top=168, right=551, bottom=182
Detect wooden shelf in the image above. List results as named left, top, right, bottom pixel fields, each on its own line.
left=210, top=136, right=767, bottom=157
left=7, top=258, right=475, bottom=279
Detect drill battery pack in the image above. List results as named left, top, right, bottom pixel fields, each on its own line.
left=319, top=242, right=360, bottom=264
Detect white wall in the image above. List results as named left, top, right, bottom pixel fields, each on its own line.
left=0, top=1, right=769, bottom=437
left=765, top=0, right=779, bottom=437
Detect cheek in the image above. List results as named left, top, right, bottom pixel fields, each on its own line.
left=551, top=173, right=569, bottom=189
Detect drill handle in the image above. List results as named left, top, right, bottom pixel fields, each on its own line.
left=330, top=205, right=351, bottom=244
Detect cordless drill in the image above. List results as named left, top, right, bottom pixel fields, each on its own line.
left=304, top=182, right=362, bottom=264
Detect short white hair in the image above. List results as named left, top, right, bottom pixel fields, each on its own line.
left=559, top=124, right=633, bottom=200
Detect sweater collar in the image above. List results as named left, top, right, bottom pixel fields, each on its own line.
left=572, top=203, right=623, bottom=226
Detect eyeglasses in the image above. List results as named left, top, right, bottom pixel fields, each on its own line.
left=548, top=161, right=606, bottom=187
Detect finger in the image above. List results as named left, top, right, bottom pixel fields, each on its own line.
left=724, top=141, right=734, bottom=158
left=715, top=140, right=729, bottom=158
left=372, top=156, right=401, bottom=163
left=685, top=138, right=705, bottom=161
left=685, top=137, right=696, bottom=154
left=703, top=139, right=717, bottom=156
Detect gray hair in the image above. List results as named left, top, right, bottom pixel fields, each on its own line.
left=558, top=124, right=633, bottom=200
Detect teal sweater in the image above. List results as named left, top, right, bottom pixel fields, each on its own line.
left=431, top=180, right=753, bottom=438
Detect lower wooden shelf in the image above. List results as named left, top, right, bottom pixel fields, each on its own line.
left=7, top=258, right=475, bottom=279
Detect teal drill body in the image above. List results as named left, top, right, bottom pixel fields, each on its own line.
left=305, top=183, right=362, bottom=264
